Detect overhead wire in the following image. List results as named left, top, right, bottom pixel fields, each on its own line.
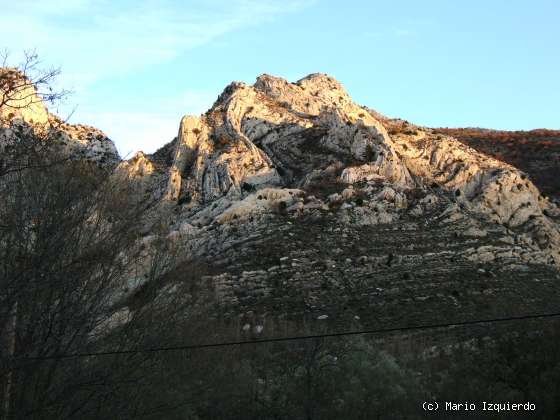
left=22, top=310, right=560, bottom=361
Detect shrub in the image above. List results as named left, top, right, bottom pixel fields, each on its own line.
left=273, top=200, right=288, bottom=215
left=364, top=144, right=377, bottom=162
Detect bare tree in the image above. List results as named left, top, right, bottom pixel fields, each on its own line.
left=0, top=49, right=70, bottom=112
left=0, top=131, right=188, bottom=419
left=0, top=51, right=194, bottom=419
left=0, top=50, right=73, bottom=180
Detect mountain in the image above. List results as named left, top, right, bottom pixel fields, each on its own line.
left=112, top=73, right=560, bottom=333
left=3, top=70, right=560, bottom=329
left=0, top=68, right=118, bottom=165
left=4, top=70, right=560, bottom=418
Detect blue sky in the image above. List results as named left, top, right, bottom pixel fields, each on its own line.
left=1, top=0, right=558, bottom=156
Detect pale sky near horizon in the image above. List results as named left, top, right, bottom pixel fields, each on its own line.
left=1, top=0, right=558, bottom=157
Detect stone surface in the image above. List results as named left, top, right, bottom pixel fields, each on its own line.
left=4, top=69, right=560, bottom=333
left=0, top=68, right=49, bottom=125
left=119, top=73, right=559, bottom=282
left=105, top=73, right=560, bottom=333
left=1, top=69, right=119, bottom=165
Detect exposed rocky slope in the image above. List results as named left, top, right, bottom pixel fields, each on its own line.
left=0, top=69, right=118, bottom=165
left=126, top=73, right=559, bottom=259
left=3, top=69, right=560, bottom=336
left=113, top=73, right=560, bottom=336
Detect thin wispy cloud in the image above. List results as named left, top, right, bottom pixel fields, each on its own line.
left=80, top=110, right=183, bottom=158
left=363, top=18, right=432, bottom=39
left=1, top=0, right=314, bottom=86
left=0, top=0, right=314, bottom=155
left=363, top=31, right=383, bottom=39
left=395, top=28, right=412, bottom=37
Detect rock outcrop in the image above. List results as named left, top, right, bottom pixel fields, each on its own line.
left=141, top=73, right=413, bottom=207
left=127, top=73, right=559, bottom=269
left=435, top=127, right=560, bottom=203
left=0, top=69, right=119, bottom=165
left=0, top=68, right=49, bottom=125
left=4, top=69, right=559, bottom=334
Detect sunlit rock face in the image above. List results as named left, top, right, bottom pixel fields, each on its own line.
left=0, top=68, right=49, bottom=125
left=5, top=69, right=560, bottom=330
left=387, top=124, right=560, bottom=263
left=121, top=151, right=155, bottom=177
left=164, top=112, right=279, bottom=203
left=127, top=72, right=559, bottom=271
left=45, top=115, right=119, bottom=164
left=160, top=73, right=413, bottom=206
left=0, top=69, right=119, bottom=165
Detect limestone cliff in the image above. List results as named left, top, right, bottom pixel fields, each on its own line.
left=126, top=73, right=559, bottom=270
left=4, top=69, right=559, bottom=330
left=0, top=69, right=119, bottom=165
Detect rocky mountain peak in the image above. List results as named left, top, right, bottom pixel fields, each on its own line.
left=124, top=73, right=559, bottom=268
left=5, top=71, right=560, bottom=393
left=252, top=72, right=355, bottom=117
left=152, top=73, right=412, bottom=205
left=5, top=68, right=557, bottom=275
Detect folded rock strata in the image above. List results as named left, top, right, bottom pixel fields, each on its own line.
left=124, top=73, right=558, bottom=268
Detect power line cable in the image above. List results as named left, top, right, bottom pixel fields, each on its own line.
left=22, top=310, right=560, bottom=361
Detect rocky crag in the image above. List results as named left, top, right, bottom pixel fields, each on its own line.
left=0, top=68, right=118, bottom=165
left=113, top=73, right=560, bottom=337
left=436, top=127, right=560, bottom=203
left=125, top=73, right=559, bottom=260
left=4, top=70, right=560, bottom=337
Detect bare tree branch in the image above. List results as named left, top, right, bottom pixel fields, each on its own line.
left=0, top=50, right=71, bottom=114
